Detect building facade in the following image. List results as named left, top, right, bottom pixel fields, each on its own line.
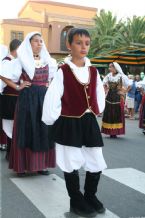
left=0, top=0, right=97, bottom=59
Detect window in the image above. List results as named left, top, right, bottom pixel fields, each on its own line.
left=60, top=26, right=73, bottom=51
left=11, top=31, right=24, bottom=41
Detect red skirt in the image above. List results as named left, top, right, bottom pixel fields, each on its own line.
left=0, top=129, right=7, bottom=144
left=9, top=116, right=56, bottom=173
left=139, top=95, right=145, bottom=129
left=9, top=145, right=56, bottom=173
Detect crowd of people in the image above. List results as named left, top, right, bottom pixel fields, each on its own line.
left=125, top=74, right=143, bottom=120
left=0, top=28, right=145, bottom=218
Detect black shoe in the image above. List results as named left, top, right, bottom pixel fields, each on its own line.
left=70, top=197, right=97, bottom=217
left=17, top=172, right=27, bottom=177
left=84, top=195, right=106, bottom=213
left=110, top=135, right=117, bottom=138
left=70, top=206, right=96, bottom=217
left=64, top=170, right=96, bottom=217
left=38, top=170, right=50, bottom=175
left=84, top=171, right=105, bottom=214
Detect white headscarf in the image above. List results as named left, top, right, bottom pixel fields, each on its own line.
left=103, top=61, right=130, bottom=87
left=17, top=31, right=57, bottom=80
left=113, top=62, right=132, bottom=86
left=113, top=62, right=124, bottom=75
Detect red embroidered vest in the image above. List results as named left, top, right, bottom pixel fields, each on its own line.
left=60, top=64, right=99, bottom=118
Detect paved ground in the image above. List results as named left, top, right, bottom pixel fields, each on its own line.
left=0, top=117, right=145, bottom=218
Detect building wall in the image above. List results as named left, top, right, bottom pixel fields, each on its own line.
left=0, top=24, right=4, bottom=44
left=48, top=22, right=70, bottom=53
left=0, top=23, right=42, bottom=46
left=19, top=1, right=96, bottom=22
left=19, top=2, right=44, bottom=23
left=0, top=1, right=97, bottom=58
left=47, top=21, right=91, bottom=54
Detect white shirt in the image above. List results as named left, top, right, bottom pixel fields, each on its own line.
left=0, top=54, right=16, bottom=92
left=103, top=72, right=130, bottom=88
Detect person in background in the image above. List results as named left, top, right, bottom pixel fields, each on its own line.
left=134, top=74, right=142, bottom=114
left=0, top=32, right=57, bottom=176
left=125, top=75, right=136, bottom=119
left=42, top=28, right=107, bottom=217
left=1, top=39, right=21, bottom=160
left=137, top=77, right=145, bottom=134
left=140, top=72, right=145, bottom=81
left=0, top=44, right=8, bottom=151
left=101, top=62, right=130, bottom=138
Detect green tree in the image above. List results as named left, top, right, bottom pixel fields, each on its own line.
left=89, top=11, right=145, bottom=56
left=89, top=10, right=123, bottom=55
left=121, top=16, right=145, bottom=46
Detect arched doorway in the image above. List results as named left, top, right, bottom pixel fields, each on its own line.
left=60, top=26, right=73, bottom=51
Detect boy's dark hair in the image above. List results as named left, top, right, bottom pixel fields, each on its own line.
left=67, top=28, right=90, bottom=45
left=9, top=39, right=21, bottom=52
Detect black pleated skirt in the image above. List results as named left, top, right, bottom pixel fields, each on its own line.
left=53, top=113, right=104, bottom=148
left=15, top=85, right=54, bottom=152
left=1, top=95, right=17, bottom=120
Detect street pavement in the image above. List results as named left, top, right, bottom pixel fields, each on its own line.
left=0, top=117, right=145, bottom=218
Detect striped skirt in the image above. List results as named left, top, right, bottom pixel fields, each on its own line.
left=9, top=118, right=56, bottom=173
left=9, top=146, right=56, bottom=173
left=9, top=113, right=56, bottom=173
left=101, top=98, right=125, bottom=135
left=139, top=95, right=145, bottom=129
left=0, top=130, right=7, bottom=144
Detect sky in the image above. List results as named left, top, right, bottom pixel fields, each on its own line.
left=0, top=0, right=144, bottom=20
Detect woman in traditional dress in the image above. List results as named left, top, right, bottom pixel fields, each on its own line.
left=101, top=62, right=130, bottom=138
left=1, top=39, right=21, bottom=159
left=0, top=32, right=57, bottom=176
left=0, top=44, right=8, bottom=151
left=137, top=77, right=145, bottom=134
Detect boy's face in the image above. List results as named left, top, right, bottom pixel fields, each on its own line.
left=67, top=34, right=90, bottom=59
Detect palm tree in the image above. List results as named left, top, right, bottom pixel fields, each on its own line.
left=121, top=16, right=145, bottom=46
left=89, top=11, right=145, bottom=56
left=89, top=10, right=123, bottom=55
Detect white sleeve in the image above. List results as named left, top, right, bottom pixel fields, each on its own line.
left=0, top=58, right=22, bottom=82
left=122, top=74, right=130, bottom=87
left=103, top=74, right=109, bottom=85
left=96, top=70, right=105, bottom=113
left=48, top=58, right=58, bottom=81
left=42, top=68, right=64, bottom=125
left=0, top=79, right=6, bottom=93
left=137, top=80, right=145, bottom=89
